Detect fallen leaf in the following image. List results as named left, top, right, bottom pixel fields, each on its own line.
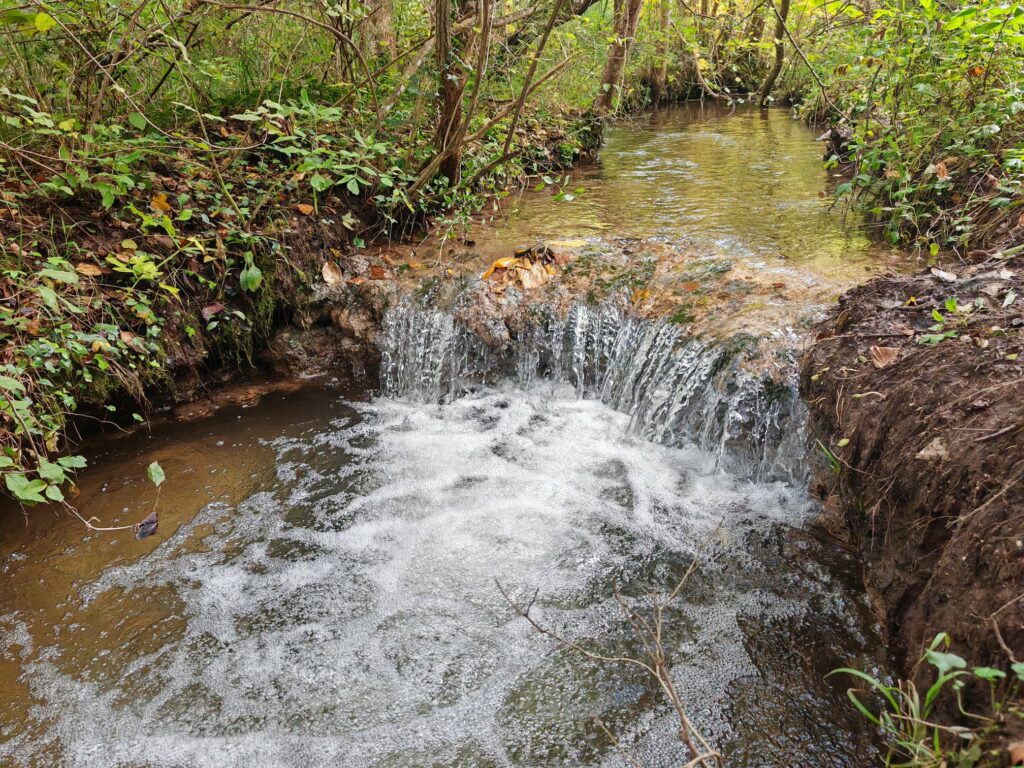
left=916, top=437, right=948, bottom=462
left=74, top=262, right=103, bottom=277
left=870, top=346, right=899, bottom=368
left=119, top=331, right=145, bottom=351
left=407, top=261, right=424, bottom=270
left=1008, top=740, right=1024, bottom=765
left=201, top=302, right=224, bottom=320
left=134, top=510, right=158, bottom=541
left=770, top=281, right=786, bottom=289
left=482, top=256, right=520, bottom=280
left=347, top=276, right=366, bottom=286
left=322, top=261, right=344, bottom=286
left=681, top=281, right=699, bottom=292
left=369, top=265, right=386, bottom=280
left=149, top=192, right=172, bottom=213
left=930, top=267, right=958, bottom=282
left=295, top=203, right=314, bottom=216
left=935, top=161, right=949, bottom=181
left=631, top=287, right=651, bottom=304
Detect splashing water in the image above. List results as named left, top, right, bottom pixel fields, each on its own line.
left=381, top=303, right=807, bottom=483
left=0, top=387, right=876, bottom=767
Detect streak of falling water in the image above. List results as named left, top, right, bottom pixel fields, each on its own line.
left=380, top=302, right=807, bottom=483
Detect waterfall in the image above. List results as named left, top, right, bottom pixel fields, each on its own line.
left=379, top=302, right=807, bottom=483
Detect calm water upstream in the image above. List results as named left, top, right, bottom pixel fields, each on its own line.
left=0, top=106, right=894, bottom=767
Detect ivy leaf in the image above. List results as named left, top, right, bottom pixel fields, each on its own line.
left=147, top=460, right=165, bottom=488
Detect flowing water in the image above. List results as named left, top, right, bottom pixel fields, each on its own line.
left=0, top=106, right=897, bottom=767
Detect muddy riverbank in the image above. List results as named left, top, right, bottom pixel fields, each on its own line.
left=801, top=255, right=1024, bottom=696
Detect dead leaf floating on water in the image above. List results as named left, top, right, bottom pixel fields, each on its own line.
left=869, top=345, right=899, bottom=368
left=322, top=261, right=344, bottom=286
left=134, top=510, right=158, bottom=541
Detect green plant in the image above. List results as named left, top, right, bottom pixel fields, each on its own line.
left=831, top=633, right=1024, bottom=767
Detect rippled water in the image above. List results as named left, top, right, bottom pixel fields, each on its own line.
left=0, top=387, right=878, bottom=767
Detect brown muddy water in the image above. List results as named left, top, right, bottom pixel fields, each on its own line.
left=1, top=106, right=901, bottom=767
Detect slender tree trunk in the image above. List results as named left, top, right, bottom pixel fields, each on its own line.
left=650, top=0, right=671, bottom=106
left=434, top=0, right=466, bottom=184
left=755, top=0, right=789, bottom=106
left=594, top=0, right=643, bottom=114
left=363, top=0, right=398, bottom=63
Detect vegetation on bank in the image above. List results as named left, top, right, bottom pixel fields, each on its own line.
left=0, top=0, right=1021, bottom=510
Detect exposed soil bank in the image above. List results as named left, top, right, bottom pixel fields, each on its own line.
left=801, top=256, right=1024, bottom=691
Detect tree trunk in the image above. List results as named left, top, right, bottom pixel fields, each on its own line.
left=649, top=0, right=671, bottom=106
left=434, top=0, right=466, bottom=184
left=594, top=0, right=643, bottom=114
left=363, top=0, right=398, bottom=64
left=755, top=0, right=789, bottom=107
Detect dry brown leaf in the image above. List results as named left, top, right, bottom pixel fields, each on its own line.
left=347, top=276, right=366, bottom=286
left=1007, top=740, right=1024, bottom=765
left=870, top=345, right=899, bottom=368
left=935, top=161, right=949, bottom=180
left=407, top=261, right=424, bottom=270
left=681, top=280, right=699, bottom=292
left=930, top=266, right=958, bottom=282
left=201, top=302, right=224, bottom=321
left=74, top=262, right=103, bottom=277
left=149, top=192, right=172, bottom=213
left=322, top=261, right=344, bottom=286
left=295, top=203, right=314, bottom=216
left=369, top=265, right=386, bottom=280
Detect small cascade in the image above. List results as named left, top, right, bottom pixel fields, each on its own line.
left=379, top=302, right=807, bottom=483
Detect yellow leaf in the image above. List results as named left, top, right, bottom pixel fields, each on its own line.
left=482, top=256, right=520, bottom=280
left=296, top=203, right=314, bottom=216
left=407, top=261, right=424, bottom=270
left=149, top=192, right=172, bottom=213
left=34, top=12, right=56, bottom=33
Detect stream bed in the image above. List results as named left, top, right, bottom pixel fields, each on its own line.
left=1, top=105, right=904, bottom=767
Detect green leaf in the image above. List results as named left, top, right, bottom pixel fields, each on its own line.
left=0, top=375, right=26, bottom=394
left=128, top=112, right=147, bottom=131
left=6, top=474, right=47, bottom=504
left=56, top=454, right=87, bottom=469
left=44, top=484, right=64, bottom=502
left=147, top=460, right=165, bottom=488
left=972, top=666, right=1006, bottom=682
left=40, top=268, right=79, bottom=284
left=239, top=263, right=263, bottom=292
left=1012, top=662, right=1024, bottom=681
left=36, top=459, right=66, bottom=485
left=33, top=11, right=56, bottom=33
left=925, top=649, right=966, bottom=674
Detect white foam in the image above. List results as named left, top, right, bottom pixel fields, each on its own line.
left=5, top=386, right=821, bottom=767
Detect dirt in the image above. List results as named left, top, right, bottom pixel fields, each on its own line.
left=801, top=255, right=1024, bottom=697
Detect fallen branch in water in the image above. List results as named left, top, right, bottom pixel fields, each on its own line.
left=496, top=556, right=723, bottom=767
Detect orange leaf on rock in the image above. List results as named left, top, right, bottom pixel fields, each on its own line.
left=870, top=345, right=899, bottom=368
left=681, top=281, right=699, bottom=292
left=369, top=265, right=386, bottom=280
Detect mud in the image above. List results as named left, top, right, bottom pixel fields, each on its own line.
left=801, top=255, right=1024, bottom=694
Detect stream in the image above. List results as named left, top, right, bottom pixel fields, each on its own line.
left=0, top=105, right=905, bottom=767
